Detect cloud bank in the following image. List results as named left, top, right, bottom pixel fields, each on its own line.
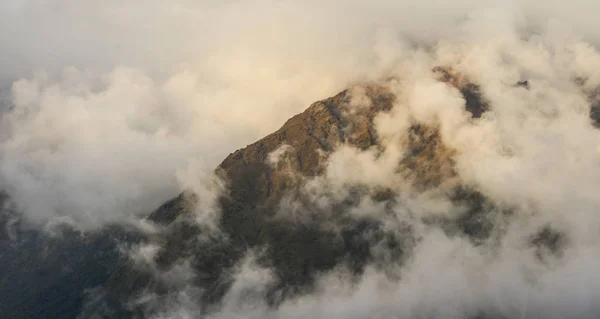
left=3, top=1, right=600, bottom=318
left=1, top=0, right=599, bottom=228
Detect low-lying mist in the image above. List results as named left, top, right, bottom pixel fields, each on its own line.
left=2, top=1, right=600, bottom=318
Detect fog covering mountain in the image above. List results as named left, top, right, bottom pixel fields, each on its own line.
left=3, top=1, right=600, bottom=318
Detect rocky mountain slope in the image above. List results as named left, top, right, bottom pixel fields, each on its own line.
left=2, top=66, right=594, bottom=318
left=100, top=67, right=510, bottom=317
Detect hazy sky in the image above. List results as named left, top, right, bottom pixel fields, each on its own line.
left=3, top=1, right=600, bottom=318
left=0, top=0, right=599, bottom=227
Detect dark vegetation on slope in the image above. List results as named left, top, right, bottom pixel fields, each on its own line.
left=0, top=195, right=139, bottom=319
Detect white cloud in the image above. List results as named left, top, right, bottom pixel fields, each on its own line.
left=3, top=0, right=600, bottom=317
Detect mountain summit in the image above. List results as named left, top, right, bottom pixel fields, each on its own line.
left=1, top=66, right=595, bottom=318
left=103, top=67, right=503, bottom=316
